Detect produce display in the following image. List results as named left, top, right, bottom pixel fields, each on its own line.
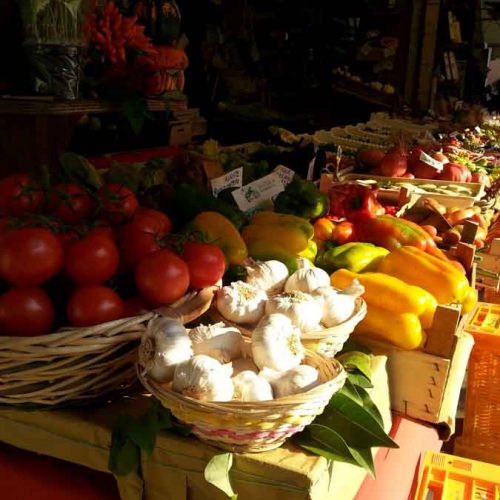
left=2, top=114, right=499, bottom=489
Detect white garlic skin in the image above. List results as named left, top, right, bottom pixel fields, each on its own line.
left=216, top=281, right=267, bottom=324
left=313, top=280, right=364, bottom=327
left=265, top=291, right=322, bottom=333
left=232, top=371, right=274, bottom=401
left=172, top=355, right=234, bottom=402
left=139, top=317, right=193, bottom=383
left=284, top=267, right=330, bottom=294
left=188, top=322, right=242, bottom=363
left=252, top=313, right=304, bottom=372
left=245, top=260, right=289, bottom=294
left=260, top=365, right=320, bottom=398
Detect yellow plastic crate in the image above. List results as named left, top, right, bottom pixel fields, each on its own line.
left=415, top=451, right=500, bottom=500
left=455, top=303, right=500, bottom=464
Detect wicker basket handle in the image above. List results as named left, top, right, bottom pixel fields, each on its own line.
left=155, top=285, right=219, bottom=325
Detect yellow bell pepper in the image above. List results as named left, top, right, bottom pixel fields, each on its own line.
left=461, top=286, right=478, bottom=315
left=192, top=211, right=248, bottom=265
left=242, top=223, right=310, bottom=254
left=354, top=305, right=426, bottom=350
left=330, top=269, right=437, bottom=328
left=298, top=239, right=318, bottom=262
left=249, top=211, right=314, bottom=240
left=377, top=246, right=469, bottom=305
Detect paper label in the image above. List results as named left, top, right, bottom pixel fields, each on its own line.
left=231, top=173, right=285, bottom=212
left=273, top=165, right=296, bottom=186
left=419, top=151, right=444, bottom=171
left=211, top=167, right=243, bottom=197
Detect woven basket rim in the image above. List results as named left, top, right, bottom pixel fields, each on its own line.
left=137, top=352, right=346, bottom=413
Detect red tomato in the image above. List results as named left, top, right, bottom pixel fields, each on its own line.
left=132, top=208, right=172, bottom=234
left=65, top=234, right=120, bottom=285
left=119, top=228, right=162, bottom=272
left=0, top=228, right=63, bottom=286
left=135, top=249, right=189, bottom=305
left=48, top=184, right=94, bottom=224
left=182, top=242, right=226, bottom=289
left=0, top=217, right=13, bottom=234
left=0, top=174, right=44, bottom=216
left=55, top=229, right=80, bottom=249
left=313, top=218, right=335, bottom=241
left=331, top=221, right=354, bottom=245
left=87, top=220, right=116, bottom=240
left=0, top=287, right=55, bottom=336
left=98, top=184, right=139, bottom=225
left=67, top=285, right=124, bottom=327
left=123, top=296, right=151, bottom=317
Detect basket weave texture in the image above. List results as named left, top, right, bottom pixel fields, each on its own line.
left=138, top=351, right=346, bottom=453
left=0, top=287, right=217, bottom=407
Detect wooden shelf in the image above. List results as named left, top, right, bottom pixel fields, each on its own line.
left=0, top=97, right=172, bottom=115
left=331, top=82, right=395, bottom=109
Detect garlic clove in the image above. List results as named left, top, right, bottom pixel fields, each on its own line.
left=232, top=371, right=273, bottom=401
left=284, top=266, right=330, bottom=294
left=216, top=281, right=267, bottom=324
left=172, top=355, right=234, bottom=402
left=265, top=291, right=322, bottom=333
left=261, top=365, right=320, bottom=398
left=139, top=317, right=193, bottom=383
left=252, top=313, right=304, bottom=371
left=245, top=260, right=289, bottom=294
left=188, top=322, right=242, bottom=363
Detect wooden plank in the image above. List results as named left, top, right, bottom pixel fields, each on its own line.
left=424, top=305, right=461, bottom=358
left=456, top=242, right=476, bottom=273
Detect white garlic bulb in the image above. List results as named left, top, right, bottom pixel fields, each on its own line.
left=172, top=355, right=234, bottom=402
left=216, top=281, right=267, bottom=324
left=284, top=267, right=330, bottom=294
left=245, top=260, right=289, bottom=294
left=232, top=357, right=260, bottom=375
left=313, top=280, right=364, bottom=327
left=232, top=371, right=273, bottom=401
left=188, top=322, right=242, bottom=363
left=139, top=317, right=193, bottom=383
left=252, top=313, right=304, bottom=371
left=265, top=291, right=322, bottom=333
left=260, top=365, right=320, bottom=398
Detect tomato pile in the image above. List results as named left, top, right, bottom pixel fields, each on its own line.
left=0, top=174, right=226, bottom=336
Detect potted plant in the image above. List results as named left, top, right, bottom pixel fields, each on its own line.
left=18, top=0, right=91, bottom=100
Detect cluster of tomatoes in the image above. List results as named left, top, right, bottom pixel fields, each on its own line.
left=0, top=174, right=226, bottom=337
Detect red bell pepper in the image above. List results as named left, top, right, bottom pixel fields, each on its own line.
left=329, top=184, right=385, bottom=222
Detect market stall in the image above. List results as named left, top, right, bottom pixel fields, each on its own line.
left=2, top=1, right=500, bottom=498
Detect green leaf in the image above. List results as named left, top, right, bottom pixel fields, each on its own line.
left=337, top=351, right=372, bottom=380
left=128, top=412, right=159, bottom=455
left=356, top=386, right=385, bottom=428
left=109, top=435, right=140, bottom=476
left=339, top=379, right=363, bottom=405
left=59, top=152, right=102, bottom=189
left=172, top=422, right=192, bottom=436
left=340, top=339, right=372, bottom=355
left=347, top=372, right=373, bottom=389
left=320, top=393, right=397, bottom=449
left=349, top=446, right=376, bottom=477
left=204, top=453, right=238, bottom=499
left=296, top=424, right=374, bottom=474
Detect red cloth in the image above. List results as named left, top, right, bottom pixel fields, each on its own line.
left=0, top=442, right=119, bottom=500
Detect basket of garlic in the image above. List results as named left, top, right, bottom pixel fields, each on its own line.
left=137, top=314, right=346, bottom=453
left=0, top=286, right=217, bottom=407
left=211, top=259, right=367, bottom=357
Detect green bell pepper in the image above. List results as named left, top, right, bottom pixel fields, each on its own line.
left=274, top=178, right=329, bottom=220
left=316, top=242, right=389, bottom=274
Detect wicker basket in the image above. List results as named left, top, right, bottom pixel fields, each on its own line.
left=0, top=287, right=217, bottom=407
left=210, top=297, right=367, bottom=358
left=138, top=351, right=346, bottom=453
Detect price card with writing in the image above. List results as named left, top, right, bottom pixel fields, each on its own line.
left=419, top=151, right=444, bottom=171
left=210, top=167, right=243, bottom=197
left=231, top=173, right=285, bottom=212
left=273, top=165, right=296, bottom=186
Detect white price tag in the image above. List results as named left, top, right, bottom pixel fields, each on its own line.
left=231, top=173, right=285, bottom=213
left=210, top=167, right=243, bottom=197
left=419, top=151, right=444, bottom=171
left=273, top=165, right=296, bottom=186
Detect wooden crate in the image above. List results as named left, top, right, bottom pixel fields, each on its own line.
left=358, top=306, right=475, bottom=439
